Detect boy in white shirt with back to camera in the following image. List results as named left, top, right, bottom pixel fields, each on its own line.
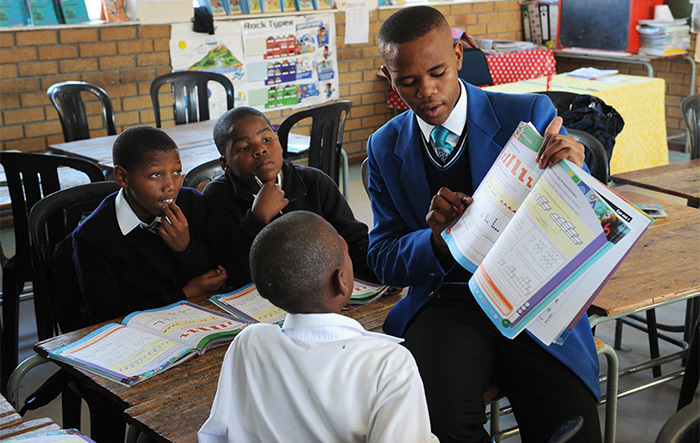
left=198, top=210, right=437, bottom=443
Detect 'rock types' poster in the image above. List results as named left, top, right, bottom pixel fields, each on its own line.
left=170, top=13, right=338, bottom=115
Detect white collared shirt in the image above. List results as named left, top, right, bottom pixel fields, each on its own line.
left=417, top=80, right=468, bottom=148
left=115, top=188, right=162, bottom=236
left=198, top=313, right=438, bottom=443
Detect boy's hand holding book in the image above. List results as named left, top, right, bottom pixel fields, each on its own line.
left=536, top=117, right=585, bottom=169
left=426, top=187, right=472, bottom=252
left=160, top=202, right=191, bottom=253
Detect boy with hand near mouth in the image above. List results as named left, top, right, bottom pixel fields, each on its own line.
left=73, top=126, right=227, bottom=324
left=203, top=107, right=377, bottom=289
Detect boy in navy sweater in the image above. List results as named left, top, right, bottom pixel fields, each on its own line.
left=73, top=126, right=228, bottom=324
left=203, top=107, right=376, bottom=289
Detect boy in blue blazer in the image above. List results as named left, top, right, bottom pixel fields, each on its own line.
left=367, top=6, right=601, bottom=442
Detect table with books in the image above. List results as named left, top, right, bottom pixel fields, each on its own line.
left=484, top=73, right=668, bottom=175
left=33, top=286, right=402, bottom=443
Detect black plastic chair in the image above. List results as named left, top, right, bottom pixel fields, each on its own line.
left=276, top=101, right=352, bottom=192
left=183, top=158, right=224, bottom=192
left=680, top=94, right=700, bottom=161
left=567, top=129, right=609, bottom=184
left=150, top=71, right=234, bottom=128
left=47, top=81, right=117, bottom=142
left=458, top=41, right=493, bottom=87
left=20, top=181, right=123, bottom=437
left=0, top=151, right=104, bottom=394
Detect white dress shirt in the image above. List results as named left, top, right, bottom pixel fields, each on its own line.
left=417, top=80, right=468, bottom=148
left=198, top=313, right=438, bottom=443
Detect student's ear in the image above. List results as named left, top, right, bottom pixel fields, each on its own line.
left=113, top=165, right=129, bottom=189
left=380, top=65, right=394, bottom=88
left=218, top=156, right=232, bottom=173
left=454, top=39, right=464, bottom=71
left=332, top=267, right=351, bottom=300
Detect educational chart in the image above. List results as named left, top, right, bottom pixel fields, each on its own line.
left=170, top=13, right=338, bottom=115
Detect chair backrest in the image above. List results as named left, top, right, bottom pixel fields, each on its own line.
left=29, top=181, right=121, bottom=335
left=276, top=101, right=352, bottom=186
left=0, top=151, right=105, bottom=335
left=47, top=81, right=117, bottom=142
left=150, top=71, right=235, bottom=128
left=681, top=94, right=700, bottom=160
left=361, top=157, right=370, bottom=199
left=183, top=158, right=224, bottom=192
left=458, top=42, right=493, bottom=87
left=568, top=129, right=609, bottom=184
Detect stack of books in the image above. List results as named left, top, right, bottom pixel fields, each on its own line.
left=637, top=18, right=690, bottom=57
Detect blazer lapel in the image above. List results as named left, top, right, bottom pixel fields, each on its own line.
left=464, top=82, right=506, bottom=188
left=394, top=115, right=433, bottom=229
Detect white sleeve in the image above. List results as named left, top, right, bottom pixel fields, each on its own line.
left=198, top=341, right=238, bottom=443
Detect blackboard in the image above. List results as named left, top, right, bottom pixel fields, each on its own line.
left=558, top=0, right=631, bottom=51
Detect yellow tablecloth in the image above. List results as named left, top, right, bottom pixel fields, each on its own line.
left=484, top=74, right=668, bottom=175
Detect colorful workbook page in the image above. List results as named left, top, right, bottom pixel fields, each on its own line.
left=528, top=170, right=653, bottom=344
left=49, top=302, right=245, bottom=386
left=442, top=122, right=633, bottom=341
left=442, top=122, right=547, bottom=274
left=211, top=280, right=388, bottom=320
left=211, top=283, right=287, bottom=323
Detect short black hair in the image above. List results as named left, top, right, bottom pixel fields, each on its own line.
left=378, top=6, right=448, bottom=48
left=250, top=211, right=344, bottom=313
left=112, top=126, right=178, bottom=171
left=213, top=107, right=273, bottom=155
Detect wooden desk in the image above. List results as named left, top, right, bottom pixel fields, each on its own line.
left=34, top=292, right=402, bottom=443
left=0, top=418, right=61, bottom=440
left=609, top=159, right=700, bottom=205
left=48, top=120, right=219, bottom=177
left=0, top=394, right=21, bottom=431
left=484, top=74, right=668, bottom=175
left=589, top=189, right=700, bottom=323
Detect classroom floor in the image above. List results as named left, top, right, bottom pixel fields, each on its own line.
left=2, top=150, right=698, bottom=442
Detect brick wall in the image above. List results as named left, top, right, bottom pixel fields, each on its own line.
left=0, top=1, right=696, bottom=161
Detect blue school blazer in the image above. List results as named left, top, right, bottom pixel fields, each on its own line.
left=366, top=80, right=601, bottom=399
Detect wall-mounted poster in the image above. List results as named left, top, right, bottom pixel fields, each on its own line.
left=170, top=14, right=338, bottom=115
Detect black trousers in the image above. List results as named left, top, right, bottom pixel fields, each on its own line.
left=403, top=288, right=602, bottom=443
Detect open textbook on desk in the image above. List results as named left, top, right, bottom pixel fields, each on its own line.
left=48, top=302, right=246, bottom=386
left=210, top=280, right=389, bottom=323
left=442, top=122, right=652, bottom=345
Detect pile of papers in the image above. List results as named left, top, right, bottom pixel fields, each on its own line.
left=637, top=19, right=690, bottom=57
left=474, top=38, right=538, bottom=54
left=564, top=67, right=619, bottom=80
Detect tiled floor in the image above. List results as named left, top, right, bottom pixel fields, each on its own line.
left=2, top=153, right=698, bottom=442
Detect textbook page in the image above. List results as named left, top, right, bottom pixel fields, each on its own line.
left=122, top=301, right=246, bottom=351
left=528, top=167, right=653, bottom=344
left=443, top=122, right=546, bottom=273
left=210, top=283, right=287, bottom=324
left=468, top=159, right=622, bottom=339
left=49, top=324, right=197, bottom=386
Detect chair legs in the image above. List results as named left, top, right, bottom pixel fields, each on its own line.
left=597, top=340, right=619, bottom=443
left=1, top=268, right=23, bottom=396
